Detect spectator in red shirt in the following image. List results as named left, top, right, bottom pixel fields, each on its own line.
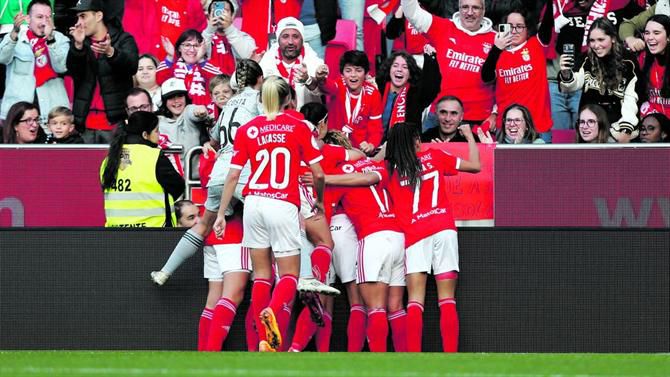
left=315, top=50, right=383, bottom=155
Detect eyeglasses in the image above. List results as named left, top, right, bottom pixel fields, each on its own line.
left=578, top=119, right=598, bottom=128
left=511, top=24, right=527, bottom=32
left=180, top=43, right=202, bottom=50
left=18, top=117, right=39, bottom=125
left=127, top=104, right=153, bottom=113
left=504, top=118, right=525, bottom=125
left=459, top=4, right=483, bottom=13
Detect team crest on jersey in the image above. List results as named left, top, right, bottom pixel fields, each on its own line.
left=247, top=126, right=259, bottom=139
left=483, top=42, right=492, bottom=54
left=342, top=164, right=355, bottom=173
left=521, top=48, right=531, bottom=62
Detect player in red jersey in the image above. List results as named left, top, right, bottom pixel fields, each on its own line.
left=315, top=50, right=383, bottom=155
left=385, top=122, right=481, bottom=352
left=325, top=158, right=406, bottom=352
left=213, top=76, right=325, bottom=352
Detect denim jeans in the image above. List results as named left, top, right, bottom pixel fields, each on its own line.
left=339, top=0, right=364, bottom=50
left=303, top=23, right=325, bottom=59
left=549, top=81, right=582, bottom=130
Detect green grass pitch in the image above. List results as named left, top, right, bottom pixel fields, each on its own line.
left=0, top=352, right=668, bottom=377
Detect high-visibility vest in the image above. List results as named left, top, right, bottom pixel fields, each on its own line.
left=100, top=144, right=176, bottom=227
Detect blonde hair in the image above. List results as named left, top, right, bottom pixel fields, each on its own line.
left=261, top=76, right=291, bottom=121
left=209, top=74, right=231, bottom=93
left=47, top=106, right=74, bottom=124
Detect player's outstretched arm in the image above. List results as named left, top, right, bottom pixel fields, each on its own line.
left=457, top=125, right=481, bottom=173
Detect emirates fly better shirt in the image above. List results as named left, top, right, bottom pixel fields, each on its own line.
left=230, top=113, right=323, bottom=207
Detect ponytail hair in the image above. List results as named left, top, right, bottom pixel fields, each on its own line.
left=385, top=122, right=422, bottom=189
left=261, top=76, right=291, bottom=121
left=101, top=111, right=159, bottom=190
left=235, top=59, right=263, bottom=90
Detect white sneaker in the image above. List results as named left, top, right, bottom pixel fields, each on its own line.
left=297, top=278, right=341, bottom=296
left=150, top=270, right=170, bottom=286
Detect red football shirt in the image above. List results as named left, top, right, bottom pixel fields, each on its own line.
left=494, top=37, right=552, bottom=132
left=322, top=78, right=383, bottom=149
left=330, top=159, right=401, bottom=239
left=426, top=16, right=495, bottom=121
left=231, top=113, right=323, bottom=208
left=204, top=212, right=244, bottom=245
left=387, top=148, right=459, bottom=247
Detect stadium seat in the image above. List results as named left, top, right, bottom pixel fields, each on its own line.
left=324, top=19, right=357, bottom=80
left=552, top=129, right=577, bottom=144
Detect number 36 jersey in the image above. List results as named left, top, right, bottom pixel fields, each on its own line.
left=387, top=148, right=460, bottom=248
left=230, top=113, right=323, bottom=208
left=208, top=88, right=263, bottom=187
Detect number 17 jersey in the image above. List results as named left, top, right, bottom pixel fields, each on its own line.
left=387, top=148, right=460, bottom=248
left=230, top=113, right=323, bottom=208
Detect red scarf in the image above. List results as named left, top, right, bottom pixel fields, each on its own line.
left=581, top=0, right=610, bottom=51
left=27, top=30, right=58, bottom=87
left=275, top=48, right=305, bottom=88
left=210, top=33, right=236, bottom=75
left=382, top=82, right=408, bottom=128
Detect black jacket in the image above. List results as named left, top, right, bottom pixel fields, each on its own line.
left=66, top=24, right=138, bottom=132
left=314, top=0, right=338, bottom=44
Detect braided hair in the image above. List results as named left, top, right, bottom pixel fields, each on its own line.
left=322, top=130, right=353, bottom=149
left=385, top=122, right=422, bottom=189
left=235, top=59, right=263, bottom=90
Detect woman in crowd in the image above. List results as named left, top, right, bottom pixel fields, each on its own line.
left=576, top=104, right=611, bottom=144
left=157, top=29, right=223, bottom=106
left=559, top=18, right=640, bottom=141
left=481, top=0, right=553, bottom=140
left=385, top=122, right=480, bottom=352
left=99, top=111, right=184, bottom=227
left=150, top=60, right=263, bottom=286
left=375, top=48, right=441, bottom=142
left=2, top=102, right=46, bottom=144
left=175, top=199, right=200, bottom=228
left=638, top=15, right=670, bottom=118
left=496, top=104, right=545, bottom=144
left=134, top=54, right=162, bottom=111
left=213, top=76, right=325, bottom=352
left=638, top=113, right=670, bottom=143
left=156, top=78, right=210, bottom=167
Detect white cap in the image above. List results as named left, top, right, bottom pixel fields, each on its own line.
left=275, top=17, right=304, bottom=40
left=161, top=78, right=188, bottom=98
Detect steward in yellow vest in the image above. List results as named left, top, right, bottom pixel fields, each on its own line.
left=100, top=111, right=184, bottom=227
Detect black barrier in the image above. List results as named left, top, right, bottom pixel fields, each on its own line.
left=0, top=228, right=668, bottom=352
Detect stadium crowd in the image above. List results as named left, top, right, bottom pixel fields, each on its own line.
left=1, top=0, right=669, bottom=352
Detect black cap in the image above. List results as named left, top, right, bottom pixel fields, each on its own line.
left=71, top=0, right=104, bottom=12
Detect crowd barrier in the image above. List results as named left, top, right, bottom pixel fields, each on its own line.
left=1, top=144, right=668, bottom=228
left=1, top=228, right=667, bottom=352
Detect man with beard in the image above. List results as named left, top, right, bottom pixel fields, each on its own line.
left=0, top=0, right=69, bottom=127
left=547, top=0, right=644, bottom=131
left=259, top=17, right=323, bottom=109
left=402, top=0, right=496, bottom=133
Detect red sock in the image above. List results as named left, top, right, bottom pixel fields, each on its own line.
left=244, top=304, right=259, bottom=351
left=406, top=301, right=424, bottom=352
left=277, top=297, right=294, bottom=352
left=197, top=307, right=214, bottom=351
left=251, top=278, right=273, bottom=342
left=315, top=311, right=332, bottom=352
left=290, top=307, right=317, bottom=351
left=388, top=309, right=407, bottom=352
left=367, top=308, right=388, bottom=352
left=347, top=304, right=367, bottom=352
left=205, top=298, right=238, bottom=351
left=439, top=298, right=459, bottom=352
left=269, top=274, right=298, bottom=315
left=310, top=245, right=332, bottom=283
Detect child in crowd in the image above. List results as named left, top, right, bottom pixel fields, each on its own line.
left=46, top=107, right=84, bottom=144
left=207, top=74, right=234, bottom=119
